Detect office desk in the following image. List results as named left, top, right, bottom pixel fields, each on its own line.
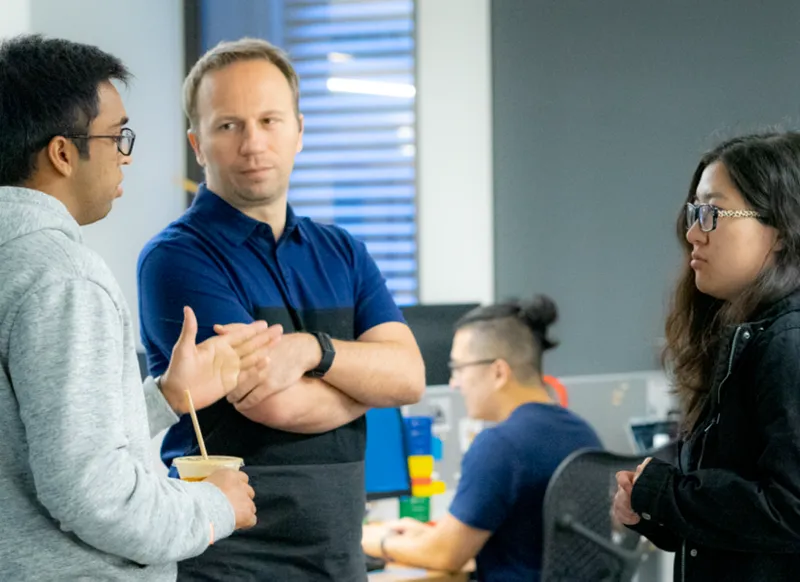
left=368, top=564, right=469, bottom=582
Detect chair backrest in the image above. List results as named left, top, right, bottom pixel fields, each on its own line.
left=540, top=449, right=647, bottom=582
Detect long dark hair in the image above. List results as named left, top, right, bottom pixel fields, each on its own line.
left=665, top=132, right=800, bottom=431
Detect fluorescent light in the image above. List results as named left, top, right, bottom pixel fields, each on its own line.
left=326, top=77, right=416, bottom=98
left=327, top=52, right=353, bottom=63
left=397, top=126, right=415, bottom=139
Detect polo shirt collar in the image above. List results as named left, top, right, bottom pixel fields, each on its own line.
left=190, top=183, right=305, bottom=245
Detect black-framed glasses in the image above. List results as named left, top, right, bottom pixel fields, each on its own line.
left=685, top=202, right=762, bottom=233
left=64, top=127, right=136, bottom=156
left=448, top=359, right=497, bottom=374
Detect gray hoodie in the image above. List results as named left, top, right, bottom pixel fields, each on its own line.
left=0, top=187, right=235, bottom=580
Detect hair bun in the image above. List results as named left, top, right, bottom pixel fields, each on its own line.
left=517, top=294, right=559, bottom=351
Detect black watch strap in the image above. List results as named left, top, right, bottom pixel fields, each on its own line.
left=306, top=331, right=335, bottom=378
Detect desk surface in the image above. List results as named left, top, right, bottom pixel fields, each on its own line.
left=367, top=564, right=469, bottom=582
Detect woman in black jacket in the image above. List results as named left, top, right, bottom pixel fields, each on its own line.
left=613, top=132, right=800, bottom=582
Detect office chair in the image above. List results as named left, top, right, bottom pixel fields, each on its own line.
left=540, top=449, right=648, bottom=582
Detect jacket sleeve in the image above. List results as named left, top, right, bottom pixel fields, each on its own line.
left=626, top=518, right=682, bottom=552
left=631, top=328, right=800, bottom=553
left=9, top=279, right=236, bottom=565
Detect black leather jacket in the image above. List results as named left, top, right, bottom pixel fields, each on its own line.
left=631, top=291, right=800, bottom=582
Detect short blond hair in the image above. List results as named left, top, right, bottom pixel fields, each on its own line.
left=183, top=37, right=300, bottom=129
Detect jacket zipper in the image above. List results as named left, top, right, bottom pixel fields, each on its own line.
left=683, top=325, right=744, bottom=582
left=717, top=326, right=744, bottom=406
left=681, top=543, right=686, bottom=582
left=696, top=326, right=743, bottom=470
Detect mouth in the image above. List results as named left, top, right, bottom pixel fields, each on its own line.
left=690, top=253, right=707, bottom=269
left=240, top=167, right=274, bottom=176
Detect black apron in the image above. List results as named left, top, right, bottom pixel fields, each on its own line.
left=177, top=306, right=368, bottom=581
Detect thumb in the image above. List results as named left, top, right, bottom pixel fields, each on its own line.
left=176, top=306, right=198, bottom=350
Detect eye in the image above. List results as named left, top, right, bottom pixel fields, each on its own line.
left=219, top=122, right=237, bottom=131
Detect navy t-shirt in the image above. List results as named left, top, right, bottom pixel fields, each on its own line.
left=449, top=403, right=602, bottom=582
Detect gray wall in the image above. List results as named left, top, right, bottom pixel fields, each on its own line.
left=29, top=0, right=188, bottom=347
left=492, top=0, right=800, bottom=375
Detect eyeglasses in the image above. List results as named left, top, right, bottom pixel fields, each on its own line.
left=63, top=127, right=136, bottom=156
left=685, top=202, right=762, bottom=233
left=448, top=359, right=497, bottom=374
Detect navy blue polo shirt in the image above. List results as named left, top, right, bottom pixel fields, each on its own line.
left=450, top=403, right=602, bottom=582
left=137, top=184, right=403, bottom=470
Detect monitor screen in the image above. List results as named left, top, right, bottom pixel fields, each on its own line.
left=401, top=304, right=480, bottom=386
left=365, top=408, right=411, bottom=501
left=627, top=417, right=679, bottom=454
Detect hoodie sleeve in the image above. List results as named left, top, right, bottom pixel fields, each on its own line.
left=8, top=278, right=235, bottom=565
left=141, top=374, right=181, bottom=438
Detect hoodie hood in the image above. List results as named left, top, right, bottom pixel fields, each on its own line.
left=0, top=186, right=81, bottom=248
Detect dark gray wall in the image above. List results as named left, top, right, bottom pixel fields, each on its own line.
left=492, top=0, right=800, bottom=375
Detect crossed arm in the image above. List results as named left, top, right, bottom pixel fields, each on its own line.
left=229, top=322, right=425, bottom=433
left=139, top=243, right=425, bottom=435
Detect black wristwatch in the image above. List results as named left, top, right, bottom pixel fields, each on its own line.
left=306, top=331, right=335, bottom=378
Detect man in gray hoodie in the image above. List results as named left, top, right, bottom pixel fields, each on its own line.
left=0, top=35, right=281, bottom=580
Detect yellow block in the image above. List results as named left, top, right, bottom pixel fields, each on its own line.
left=411, top=481, right=446, bottom=498
left=407, top=455, right=434, bottom=478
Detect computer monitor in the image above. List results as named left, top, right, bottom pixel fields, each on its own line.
left=627, top=416, right=680, bottom=454
left=401, top=303, right=480, bottom=386
left=365, top=408, right=411, bottom=501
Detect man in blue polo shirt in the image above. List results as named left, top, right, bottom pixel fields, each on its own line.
left=137, top=38, right=425, bottom=581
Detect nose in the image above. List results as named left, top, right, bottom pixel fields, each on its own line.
left=685, top=220, right=707, bottom=246
left=240, top=120, right=269, bottom=155
left=449, top=375, right=459, bottom=390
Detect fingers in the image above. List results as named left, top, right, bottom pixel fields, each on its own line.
left=234, top=325, right=283, bottom=360
left=175, top=306, right=198, bottom=350
left=238, top=471, right=250, bottom=484
left=234, top=383, right=282, bottom=411
left=246, top=504, right=257, bottom=528
left=213, top=321, right=283, bottom=353
left=215, top=343, right=242, bottom=395
left=239, top=350, right=270, bottom=372
left=212, top=320, right=270, bottom=348
left=612, top=484, right=640, bottom=525
left=213, top=322, right=251, bottom=335
left=616, top=471, right=635, bottom=494
left=226, top=360, right=268, bottom=404
left=633, top=457, right=653, bottom=484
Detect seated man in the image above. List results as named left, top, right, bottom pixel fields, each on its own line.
left=362, top=295, right=602, bottom=582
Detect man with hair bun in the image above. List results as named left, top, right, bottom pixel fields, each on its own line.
left=363, top=295, right=602, bottom=582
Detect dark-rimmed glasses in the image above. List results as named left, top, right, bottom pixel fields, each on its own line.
left=685, top=202, right=762, bottom=233
left=448, top=359, right=497, bottom=375
left=64, top=127, right=136, bottom=156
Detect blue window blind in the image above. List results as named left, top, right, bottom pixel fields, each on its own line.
left=199, top=0, right=418, bottom=306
